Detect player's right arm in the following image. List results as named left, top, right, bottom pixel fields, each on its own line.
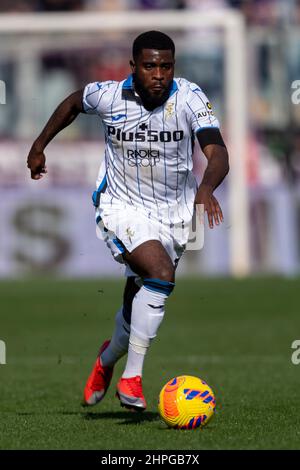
left=27, top=89, right=84, bottom=180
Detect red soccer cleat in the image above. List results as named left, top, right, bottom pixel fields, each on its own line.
left=83, top=340, right=114, bottom=406
left=116, top=375, right=147, bottom=411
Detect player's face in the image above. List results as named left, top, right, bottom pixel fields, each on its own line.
left=131, top=49, right=175, bottom=107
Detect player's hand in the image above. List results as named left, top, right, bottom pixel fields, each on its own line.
left=27, top=146, right=47, bottom=180
left=194, top=184, right=223, bottom=229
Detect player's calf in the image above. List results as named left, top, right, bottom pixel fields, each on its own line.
left=119, top=277, right=175, bottom=410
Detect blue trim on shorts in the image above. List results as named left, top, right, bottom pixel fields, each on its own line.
left=95, top=214, right=108, bottom=232
left=113, top=238, right=126, bottom=254
left=92, top=174, right=107, bottom=207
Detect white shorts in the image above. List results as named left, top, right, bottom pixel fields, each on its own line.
left=95, top=202, right=188, bottom=277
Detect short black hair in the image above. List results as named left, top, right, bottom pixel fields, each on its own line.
left=132, top=30, right=175, bottom=61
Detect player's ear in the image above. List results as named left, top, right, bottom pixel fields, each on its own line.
left=130, top=60, right=135, bottom=72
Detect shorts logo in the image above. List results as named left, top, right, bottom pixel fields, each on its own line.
left=127, top=149, right=160, bottom=167
left=125, top=227, right=135, bottom=243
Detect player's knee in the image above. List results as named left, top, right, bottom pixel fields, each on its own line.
left=146, top=263, right=175, bottom=283
left=158, top=265, right=175, bottom=283
left=143, top=263, right=176, bottom=296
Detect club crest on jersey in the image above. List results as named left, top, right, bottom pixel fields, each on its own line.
left=165, top=102, right=175, bottom=119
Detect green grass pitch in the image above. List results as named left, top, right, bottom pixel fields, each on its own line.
left=0, top=277, right=300, bottom=450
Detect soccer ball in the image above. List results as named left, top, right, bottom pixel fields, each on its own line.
left=158, top=375, right=216, bottom=430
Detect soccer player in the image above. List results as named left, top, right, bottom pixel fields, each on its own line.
left=27, top=31, right=229, bottom=411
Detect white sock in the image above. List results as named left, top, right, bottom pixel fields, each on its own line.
left=122, top=285, right=169, bottom=378
left=100, top=307, right=130, bottom=367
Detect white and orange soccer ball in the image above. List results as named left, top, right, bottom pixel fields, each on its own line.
left=158, top=375, right=216, bottom=430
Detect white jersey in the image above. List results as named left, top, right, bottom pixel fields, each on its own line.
left=83, top=75, right=220, bottom=227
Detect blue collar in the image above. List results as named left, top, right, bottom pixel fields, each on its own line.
left=122, top=74, right=178, bottom=98
left=169, top=79, right=179, bottom=98
left=122, top=74, right=134, bottom=90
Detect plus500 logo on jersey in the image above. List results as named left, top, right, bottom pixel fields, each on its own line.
left=107, top=126, right=184, bottom=143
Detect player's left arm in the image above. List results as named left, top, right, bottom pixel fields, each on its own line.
left=195, top=128, right=229, bottom=229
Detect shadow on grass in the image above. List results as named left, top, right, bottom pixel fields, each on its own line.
left=12, top=410, right=217, bottom=431
left=15, top=410, right=159, bottom=425
left=83, top=410, right=159, bottom=425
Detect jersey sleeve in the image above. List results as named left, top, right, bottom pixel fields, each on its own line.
left=186, top=83, right=220, bottom=133
left=82, top=82, right=106, bottom=116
